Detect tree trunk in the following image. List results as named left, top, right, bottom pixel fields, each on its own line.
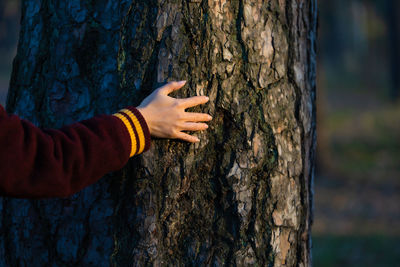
left=1, top=0, right=317, bottom=266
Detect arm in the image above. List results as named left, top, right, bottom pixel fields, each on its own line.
left=0, top=105, right=150, bottom=199
left=0, top=80, right=212, bottom=199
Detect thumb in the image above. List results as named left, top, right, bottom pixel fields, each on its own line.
left=159, top=80, right=186, bottom=95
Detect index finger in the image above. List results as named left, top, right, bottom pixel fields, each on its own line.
left=179, top=95, right=209, bottom=109
left=159, top=81, right=186, bottom=95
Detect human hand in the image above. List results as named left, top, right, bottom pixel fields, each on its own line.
left=136, top=81, right=212, bottom=143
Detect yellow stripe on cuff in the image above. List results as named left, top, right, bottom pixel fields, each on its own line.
left=113, top=113, right=137, bottom=157
left=120, top=109, right=145, bottom=154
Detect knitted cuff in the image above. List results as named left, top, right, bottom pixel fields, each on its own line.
left=112, top=106, right=151, bottom=157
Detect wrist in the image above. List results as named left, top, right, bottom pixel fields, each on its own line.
left=136, top=107, right=152, bottom=135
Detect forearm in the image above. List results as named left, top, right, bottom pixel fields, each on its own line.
left=0, top=105, right=150, bottom=199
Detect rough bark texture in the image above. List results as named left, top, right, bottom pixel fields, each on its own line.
left=1, top=0, right=317, bottom=266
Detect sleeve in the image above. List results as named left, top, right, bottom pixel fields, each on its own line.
left=0, top=105, right=151, bottom=199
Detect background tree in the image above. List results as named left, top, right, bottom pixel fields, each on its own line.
left=1, top=0, right=317, bottom=266
left=386, top=0, right=400, bottom=100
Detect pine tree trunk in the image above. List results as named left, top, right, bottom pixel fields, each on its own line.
left=1, top=0, right=317, bottom=266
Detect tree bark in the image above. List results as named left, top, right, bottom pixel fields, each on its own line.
left=1, top=0, right=317, bottom=266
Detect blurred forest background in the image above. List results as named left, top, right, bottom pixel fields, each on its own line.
left=0, top=0, right=399, bottom=266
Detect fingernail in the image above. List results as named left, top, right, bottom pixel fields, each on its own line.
left=205, top=96, right=209, bottom=101
left=195, top=137, right=200, bottom=142
left=208, top=115, right=213, bottom=120
left=179, top=80, right=186, bottom=85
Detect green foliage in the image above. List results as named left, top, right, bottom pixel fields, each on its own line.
left=313, top=234, right=400, bottom=267
left=322, top=105, right=400, bottom=181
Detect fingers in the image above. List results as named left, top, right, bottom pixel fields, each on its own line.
left=159, top=80, right=186, bottom=95
left=180, top=122, right=209, bottom=131
left=178, top=95, right=209, bottom=109
left=175, top=132, right=200, bottom=143
left=175, top=122, right=209, bottom=143
left=184, top=112, right=213, bottom=122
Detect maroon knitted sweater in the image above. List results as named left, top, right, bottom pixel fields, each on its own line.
left=0, top=105, right=151, bottom=199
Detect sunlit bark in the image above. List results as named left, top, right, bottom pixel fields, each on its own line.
left=1, top=0, right=317, bottom=266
